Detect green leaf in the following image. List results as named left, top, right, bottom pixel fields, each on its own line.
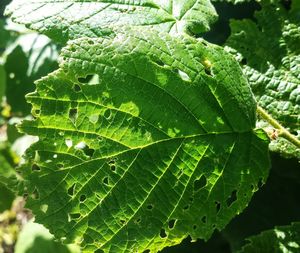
left=19, top=28, right=270, bottom=252
left=0, top=63, right=5, bottom=99
left=237, top=222, right=300, bottom=253
left=5, top=0, right=218, bottom=42
left=212, top=0, right=250, bottom=4
left=4, top=33, right=58, bottom=115
left=15, top=221, right=80, bottom=253
left=226, top=0, right=300, bottom=158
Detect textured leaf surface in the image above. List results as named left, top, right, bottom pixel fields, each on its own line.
left=19, top=28, right=270, bottom=252
left=5, top=0, right=217, bottom=42
left=238, top=222, right=300, bottom=253
left=226, top=0, right=300, bottom=158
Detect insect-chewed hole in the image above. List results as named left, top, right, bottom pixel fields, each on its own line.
left=78, top=75, right=93, bottom=84
left=80, top=194, right=87, bottom=202
left=226, top=190, right=237, bottom=207
left=57, top=163, right=64, bottom=169
left=194, top=174, right=207, bottom=191
left=168, top=219, right=176, bottom=229
left=95, top=250, right=104, bottom=253
left=183, top=205, right=189, bottom=211
left=193, top=224, right=197, bottom=230
left=215, top=201, right=221, bottom=213
left=103, top=177, right=109, bottom=185
left=204, top=68, right=212, bottom=76
left=147, top=204, right=153, bottom=210
left=32, top=164, right=41, bottom=172
left=135, top=218, right=141, bottom=224
left=108, top=160, right=116, bottom=172
left=120, top=219, right=126, bottom=225
left=143, top=250, right=150, bottom=253
left=32, top=188, right=39, bottom=200
left=160, top=229, right=167, bottom=239
left=241, top=58, right=247, bottom=65
left=69, top=108, right=78, bottom=123
left=257, top=178, right=264, bottom=189
left=67, top=183, right=76, bottom=196
left=69, top=213, right=81, bottom=220
left=83, top=146, right=95, bottom=158
left=104, top=109, right=112, bottom=120
left=177, top=69, right=191, bottom=82
left=87, top=40, right=94, bottom=45
left=73, top=84, right=82, bottom=92
left=201, top=216, right=207, bottom=223
left=70, top=47, right=76, bottom=52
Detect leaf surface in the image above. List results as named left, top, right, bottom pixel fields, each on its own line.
left=5, top=0, right=217, bottom=42
left=19, top=28, right=270, bottom=252
left=238, top=222, right=300, bottom=253
left=226, top=0, right=300, bottom=158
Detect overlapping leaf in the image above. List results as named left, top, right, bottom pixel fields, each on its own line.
left=18, top=28, right=270, bottom=252
left=5, top=0, right=218, bottom=42
left=226, top=0, right=300, bottom=158
left=238, top=222, right=300, bottom=253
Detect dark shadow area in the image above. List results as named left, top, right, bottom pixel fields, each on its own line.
left=203, top=1, right=260, bottom=45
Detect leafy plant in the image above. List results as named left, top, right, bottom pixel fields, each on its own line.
left=0, top=0, right=299, bottom=252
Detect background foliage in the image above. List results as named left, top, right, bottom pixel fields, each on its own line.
left=0, top=0, right=299, bottom=253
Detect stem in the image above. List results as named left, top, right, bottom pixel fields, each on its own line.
left=257, top=106, right=300, bottom=148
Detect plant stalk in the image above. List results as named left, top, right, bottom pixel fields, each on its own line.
left=257, top=106, right=300, bottom=148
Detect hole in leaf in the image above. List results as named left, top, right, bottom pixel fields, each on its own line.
left=160, top=229, right=167, bottom=238
left=257, top=178, right=264, bottom=188
left=83, top=146, right=95, bottom=158
left=68, top=183, right=76, bottom=196
left=135, top=218, right=141, bottom=224
left=168, top=219, right=176, bottom=229
left=194, top=175, right=206, bottom=191
left=32, top=164, right=41, bottom=171
left=32, top=188, right=39, bottom=200
left=153, top=59, right=165, bottom=66
left=40, top=204, right=48, bottom=213
left=183, top=205, right=189, bottom=211
left=69, top=108, right=78, bottom=123
left=215, top=201, right=221, bottom=213
left=70, top=47, right=76, bottom=52
left=204, top=68, right=212, bottom=76
left=95, top=249, right=104, bottom=253
left=143, top=250, right=150, bottom=253
left=201, top=216, right=207, bottom=223
left=103, top=177, right=109, bottom=185
left=227, top=190, right=237, bottom=207
left=147, top=204, right=153, bottom=210
left=177, top=69, right=191, bottom=82
left=57, top=163, right=64, bottom=169
left=65, top=139, right=73, bottom=148
left=23, top=193, right=28, bottom=199
left=88, top=40, right=94, bottom=45
left=89, top=114, right=99, bottom=124
left=73, top=84, right=82, bottom=92
left=104, top=109, right=112, bottom=120
left=78, top=75, right=93, bottom=84
left=33, top=109, right=40, bottom=116
left=193, top=224, right=197, bottom=230
left=80, top=194, right=86, bottom=202
left=69, top=213, right=81, bottom=219
left=120, top=219, right=126, bottom=225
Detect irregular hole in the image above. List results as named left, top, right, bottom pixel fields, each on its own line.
left=201, top=216, right=207, bottom=223
left=160, top=229, right=167, bottom=239
left=53, top=154, right=58, bottom=159
left=183, top=205, right=189, bottom=211
left=120, top=219, right=126, bottom=225
left=78, top=75, right=93, bottom=84
left=59, top=131, right=65, bottom=136
left=215, top=201, right=221, bottom=213
left=32, top=164, right=41, bottom=171
left=65, top=139, right=73, bottom=148
left=257, top=178, right=264, bottom=188
left=75, top=141, right=86, bottom=150
left=33, top=109, right=40, bottom=116
left=135, top=218, right=141, bottom=224
left=226, top=190, right=237, bottom=207
left=194, top=175, right=206, bottom=191
left=57, top=163, right=64, bottom=169
left=95, top=250, right=104, bottom=253
left=32, top=188, right=39, bottom=200
left=73, top=84, right=82, bottom=92
left=147, top=204, right=153, bottom=210
left=40, top=204, right=48, bottom=213
left=104, top=109, right=112, bottom=120
left=177, top=69, right=191, bottom=82
left=88, top=40, right=94, bottom=45
left=193, top=224, right=197, bottom=230
left=83, top=146, right=95, bottom=158
left=168, top=219, right=176, bottom=229
left=70, top=47, right=76, bottom=52
left=153, top=59, right=165, bottom=66
left=80, top=194, right=86, bottom=202
left=204, top=68, right=212, bottom=76
left=103, top=177, right=109, bottom=185
left=69, top=213, right=81, bottom=219
left=108, top=160, right=116, bottom=172
left=89, top=114, right=99, bottom=124
left=68, top=183, right=76, bottom=196
left=143, top=250, right=150, bottom=253
left=69, top=108, right=78, bottom=123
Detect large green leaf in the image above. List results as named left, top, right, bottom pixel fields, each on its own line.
left=237, top=222, right=300, bottom=253
left=18, top=28, right=270, bottom=252
left=226, top=0, right=300, bottom=158
left=5, top=0, right=217, bottom=42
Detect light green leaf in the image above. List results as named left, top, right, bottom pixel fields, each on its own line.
left=5, top=0, right=217, bottom=42
left=238, top=222, right=300, bottom=253
left=0, top=64, right=5, bottom=99
left=226, top=0, right=300, bottom=158
left=212, top=0, right=250, bottom=4
left=19, top=28, right=270, bottom=252
left=15, top=220, right=80, bottom=253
